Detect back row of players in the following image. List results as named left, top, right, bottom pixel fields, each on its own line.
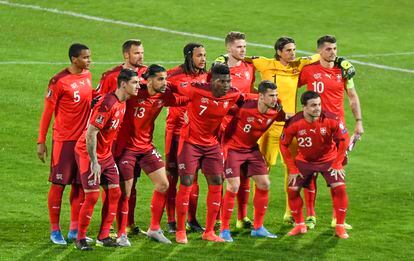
left=37, top=32, right=364, bottom=250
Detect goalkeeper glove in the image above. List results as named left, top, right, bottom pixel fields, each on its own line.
left=335, top=57, right=356, bottom=80
left=212, top=54, right=228, bottom=67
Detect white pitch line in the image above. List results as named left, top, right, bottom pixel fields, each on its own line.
left=347, top=52, right=414, bottom=58
left=0, top=61, right=182, bottom=65
left=1, top=0, right=413, bottom=74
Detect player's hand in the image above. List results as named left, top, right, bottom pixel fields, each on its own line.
left=37, top=143, right=48, bottom=163
left=275, top=100, right=283, bottom=112
left=329, top=168, right=345, bottom=181
left=89, top=161, right=101, bottom=185
left=288, top=173, right=303, bottom=187
left=354, top=120, right=364, bottom=137
left=335, top=57, right=356, bottom=80
left=213, top=54, right=228, bottom=65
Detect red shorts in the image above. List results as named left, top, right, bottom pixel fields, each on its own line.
left=224, top=146, right=268, bottom=179
left=49, top=140, right=80, bottom=185
left=117, top=146, right=164, bottom=181
left=75, top=153, right=120, bottom=190
left=165, top=132, right=180, bottom=173
left=293, top=160, right=346, bottom=188
left=177, top=140, right=223, bottom=176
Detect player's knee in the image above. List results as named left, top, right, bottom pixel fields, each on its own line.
left=227, top=183, right=239, bottom=193
left=256, top=179, right=270, bottom=191
left=180, top=175, right=194, bottom=186
left=207, top=175, right=223, bottom=185
left=156, top=179, right=169, bottom=193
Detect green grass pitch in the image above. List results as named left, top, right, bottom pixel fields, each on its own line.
left=0, top=0, right=413, bottom=260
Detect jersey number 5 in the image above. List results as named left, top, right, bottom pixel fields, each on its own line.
left=73, top=90, right=80, bottom=102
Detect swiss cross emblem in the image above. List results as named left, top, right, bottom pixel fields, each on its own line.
left=320, top=127, right=327, bottom=135
left=223, top=101, right=229, bottom=108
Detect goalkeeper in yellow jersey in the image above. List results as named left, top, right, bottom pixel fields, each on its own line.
left=246, top=37, right=355, bottom=223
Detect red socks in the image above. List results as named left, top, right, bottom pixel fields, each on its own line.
left=175, top=184, right=193, bottom=231
left=77, top=191, right=99, bottom=240
left=188, top=179, right=199, bottom=222
left=150, top=190, right=167, bottom=230
left=304, top=175, right=317, bottom=217
left=332, top=185, right=348, bottom=225
left=220, top=190, right=237, bottom=231
left=205, top=184, right=222, bottom=233
left=117, top=195, right=129, bottom=235
left=253, top=187, right=269, bottom=230
left=98, top=187, right=121, bottom=240
left=166, top=174, right=178, bottom=223
left=237, top=174, right=250, bottom=220
left=287, top=188, right=304, bottom=224
left=69, top=184, right=84, bottom=231
left=48, top=184, right=65, bottom=231
left=128, top=179, right=137, bottom=226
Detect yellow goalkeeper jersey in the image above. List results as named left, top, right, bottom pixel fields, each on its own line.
left=251, top=54, right=320, bottom=121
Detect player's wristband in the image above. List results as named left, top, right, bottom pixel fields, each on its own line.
left=356, top=118, right=362, bottom=122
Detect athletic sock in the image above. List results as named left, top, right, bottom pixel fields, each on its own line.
left=304, top=175, right=317, bottom=217
left=98, top=187, right=121, bottom=240
left=48, top=183, right=65, bottom=231
left=176, top=184, right=192, bottom=231
left=221, top=190, right=237, bottom=231
left=188, top=179, right=199, bottom=222
left=128, top=179, right=137, bottom=226
left=166, top=174, right=178, bottom=223
left=205, top=184, right=222, bottom=233
left=253, top=187, right=269, bottom=230
left=77, top=191, right=99, bottom=240
left=117, top=195, right=129, bottom=235
left=69, top=184, right=84, bottom=231
left=332, top=185, right=348, bottom=225
left=287, top=188, right=304, bottom=224
left=150, top=190, right=167, bottom=230
left=237, top=174, right=250, bottom=220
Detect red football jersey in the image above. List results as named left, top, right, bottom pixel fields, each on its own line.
left=299, top=62, right=348, bottom=122
left=166, top=66, right=208, bottom=135
left=38, top=69, right=92, bottom=143
left=116, top=85, right=189, bottom=152
left=75, top=93, right=126, bottom=160
left=179, top=82, right=242, bottom=146
left=280, top=111, right=349, bottom=173
left=229, top=61, right=255, bottom=93
left=94, top=64, right=147, bottom=97
left=223, top=98, right=285, bottom=149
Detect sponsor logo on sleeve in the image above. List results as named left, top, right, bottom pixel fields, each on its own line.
left=95, top=114, right=105, bottom=125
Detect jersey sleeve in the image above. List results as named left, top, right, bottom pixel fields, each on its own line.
left=298, top=66, right=310, bottom=87
left=279, top=123, right=300, bottom=174
left=250, top=57, right=267, bottom=73
left=164, top=89, right=190, bottom=107
left=89, top=100, right=113, bottom=130
left=37, top=79, right=63, bottom=143
left=331, top=119, right=350, bottom=169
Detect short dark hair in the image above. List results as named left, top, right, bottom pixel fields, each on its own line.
left=142, top=64, right=166, bottom=80
left=225, top=31, right=246, bottom=45
left=182, top=42, right=206, bottom=75
left=274, top=37, right=295, bottom=60
left=117, top=68, right=138, bottom=88
left=211, top=63, right=230, bottom=79
left=301, top=90, right=320, bottom=105
left=258, top=80, right=277, bottom=94
left=122, top=39, right=142, bottom=54
left=68, top=43, right=89, bottom=62
left=317, top=35, right=337, bottom=48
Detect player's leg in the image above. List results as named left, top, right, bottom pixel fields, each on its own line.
left=220, top=177, right=239, bottom=242
left=188, top=172, right=204, bottom=232
left=236, top=166, right=252, bottom=229
left=304, top=173, right=318, bottom=229
left=127, top=169, right=141, bottom=235
left=165, top=132, right=179, bottom=233
left=96, top=157, right=121, bottom=247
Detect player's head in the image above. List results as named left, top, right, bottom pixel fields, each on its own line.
left=225, top=31, right=247, bottom=61
left=143, top=64, right=167, bottom=93
left=182, top=42, right=207, bottom=75
left=68, top=43, right=91, bottom=70
left=274, top=37, right=296, bottom=62
left=122, top=39, right=144, bottom=67
left=117, top=68, right=140, bottom=97
left=210, top=63, right=231, bottom=97
left=301, top=91, right=321, bottom=119
left=317, top=35, right=337, bottom=63
left=258, top=80, right=278, bottom=108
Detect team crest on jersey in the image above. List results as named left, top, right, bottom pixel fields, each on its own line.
left=298, top=129, right=307, bottom=135
left=313, top=73, right=322, bottom=79
left=336, top=74, right=342, bottom=81
left=223, top=101, right=229, bottom=108
left=247, top=117, right=255, bottom=123
left=56, top=173, right=63, bottom=180
left=95, top=114, right=105, bottom=125
left=46, top=89, right=52, bottom=98
left=70, top=82, right=78, bottom=89
left=245, top=71, right=251, bottom=80
left=201, top=97, right=209, bottom=104
left=320, top=127, right=327, bottom=136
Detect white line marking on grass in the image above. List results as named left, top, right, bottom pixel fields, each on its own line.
left=0, top=61, right=182, bottom=65
left=1, top=0, right=413, bottom=74
left=347, top=52, right=414, bottom=58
